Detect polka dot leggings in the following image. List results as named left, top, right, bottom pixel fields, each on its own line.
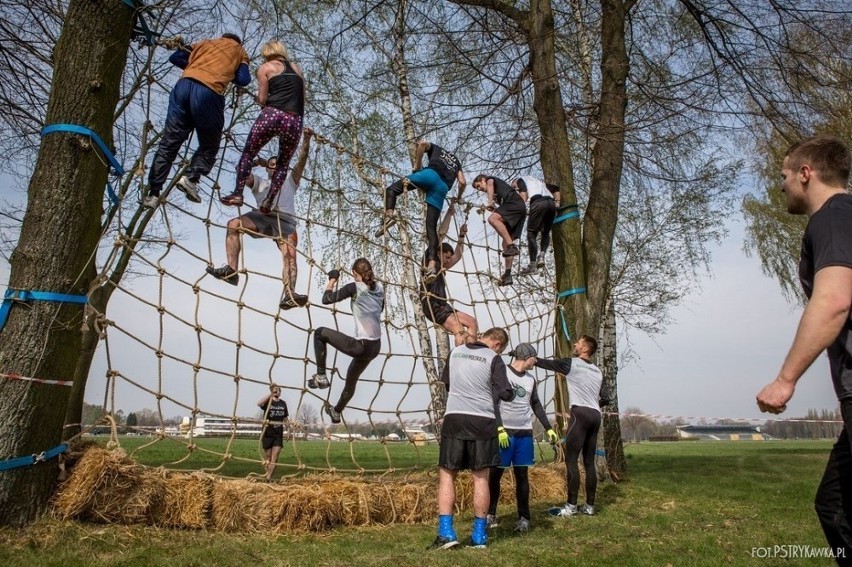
left=235, top=106, right=303, bottom=202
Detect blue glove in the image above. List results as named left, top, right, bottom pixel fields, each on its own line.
left=327, top=269, right=340, bottom=280
left=497, top=426, right=510, bottom=449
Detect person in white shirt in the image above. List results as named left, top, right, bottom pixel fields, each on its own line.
left=205, top=128, right=312, bottom=310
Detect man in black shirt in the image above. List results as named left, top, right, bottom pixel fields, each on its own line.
left=756, top=135, right=852, bottom=564
left=258, top=384, right=289, bottom=481
left=472, top=174, right=526, bottom=286
left=377, top=141, right=466, bottom=283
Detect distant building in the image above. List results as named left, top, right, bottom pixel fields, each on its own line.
left=676, top=424, right=771, bottom=441
left=182, top=415, right=264, bottom=437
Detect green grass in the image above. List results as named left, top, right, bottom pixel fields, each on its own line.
left=0, top=440, right=839, bottom=566
left=108, top=435, right=440, bottom=476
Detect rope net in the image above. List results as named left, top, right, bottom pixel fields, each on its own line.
left=76, top=41, right=563, bottom=481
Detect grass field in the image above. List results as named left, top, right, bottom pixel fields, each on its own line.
left=0, top=440, right=840, bottom=566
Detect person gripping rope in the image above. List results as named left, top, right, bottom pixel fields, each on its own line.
left=310, top=258, right=384, bottom=425
left=143, top=34, right=250, bottom=208
left=514, top=176, right=560, bottom=274
left=472, top=174, right=527, bottom=286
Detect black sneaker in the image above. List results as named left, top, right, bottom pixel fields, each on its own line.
left=325, top=404, right=342, bottom=424
left=427, top=535, right=459, bottom=550
left=501, top=244, right=520, bottom=257
left=220, top=192, right=244, bottom=207
left=206, top=265, right=238, bottom=286
left=498, top=271, right=513, bottom=286
left=308, top=374, right=330, bottom=389
left=465, top=536, right=487, bottom=549
left=279, top=293, right=308, bottom=310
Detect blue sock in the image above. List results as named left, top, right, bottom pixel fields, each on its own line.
left=438, top=514, right=456, bottom=540
left=472, top=516, right=488, bottom=544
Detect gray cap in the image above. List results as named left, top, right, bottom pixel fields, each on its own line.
left=511, top=343, right=537, bottom=360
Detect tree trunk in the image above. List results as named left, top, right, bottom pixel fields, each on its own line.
left=0, top=0, right=134, bottom=525
left=581, top=0, right=631, bottom=335
left=600, top=294, right=626, bottom=475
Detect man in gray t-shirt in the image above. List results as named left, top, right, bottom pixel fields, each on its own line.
left=429, top=327, right=515, bottom=550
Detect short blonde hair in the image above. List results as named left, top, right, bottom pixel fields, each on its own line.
left=261, top=40, right=289, bottom=62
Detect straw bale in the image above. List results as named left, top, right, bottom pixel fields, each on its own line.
left=53, top=446, right=165, bottom=524
left=151, top=471, right=213, bottom=529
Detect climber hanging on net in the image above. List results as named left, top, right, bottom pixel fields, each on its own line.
left=376, top=141, right=467, bottom=284
left=205, top=128, right=313, bottom=309
left=420, top=202, right=478, bottom=346
left=309, top=258, right=385, bottom=424
left=143, top=33, right=251, bottom=209
left=219, top=40, right=305, bottom=213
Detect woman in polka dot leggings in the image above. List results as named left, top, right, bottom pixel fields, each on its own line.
left=221, top=40, right=305, bottom=212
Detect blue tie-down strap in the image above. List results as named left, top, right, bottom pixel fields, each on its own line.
left=0, top=443, right=68, bottom=472
left=41, top=124, right=124, bottom=206
left=553, top=204, right=580, bottom=225
left=595, top=449, right=606, bottom=457
left=0, top=289, right=89, bottom=333
left=557, top=287, right=586, bottom=299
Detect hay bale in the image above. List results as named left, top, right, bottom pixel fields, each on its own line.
left=53, top=446, right=164, bottom=524
left=151, top=471, right=213, bottom=529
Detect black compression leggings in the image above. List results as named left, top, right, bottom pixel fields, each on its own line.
left=564, top=405, right=602, bottom=505
left=384, top=179, right=441, bottom=264
left=488, top=466, right=531, bottom=520
left=313, top=327, right=381, bottom=412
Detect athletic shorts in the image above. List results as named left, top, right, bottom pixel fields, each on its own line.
left=527, top=197, right=556, bottom=234
left=438, top=435, right=500, bottom=471
left=262, top=433, right=283, bottom=450
left=499, top=434, right=534, bottom=468
left=406, top=168, right=450, bottom=211
left=422, top=299, right=455, bottom=325
left=243, top=211, right=296, bottom=239
left=495, top=199, right=527, bottom=240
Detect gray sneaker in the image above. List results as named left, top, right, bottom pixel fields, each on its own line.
left=177, top=176, right=202, bottom=203
left=519, top=265, right=537, bottom=275
left=325, top=403, right=342, bottom=424
left=375, top=211, right=398, bottom=237
left=548, top=503, right=578, bottom=517
left=579, top=503, right=595, bottom=516
left=308, top=374, right=330, bottom=389
left=142, top=195, right=161, bottom=209
left=513, top=518, right=530, bottom=533
left=486, top=514, right=499, bottom=529
left=536, top=259, right=546, bottom=268
left=501, top=243, right=520, bottom=257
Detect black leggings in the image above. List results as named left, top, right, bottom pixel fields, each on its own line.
left=313, top=327, right=381, bottom=412
left=814, top=398, right=852, bottom=563
left=565, top=405, right=601, bottom=505
left=526, top=198, right=556, bottom=263
left=488, top=466, right=530, bottom=520
left=384, top=179, right=441, bottom=264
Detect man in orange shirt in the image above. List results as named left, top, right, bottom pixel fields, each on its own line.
left=143, top=33, right=251, bottom=209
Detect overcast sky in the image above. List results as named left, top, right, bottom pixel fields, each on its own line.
left=0, top=167, right=840, bottom=428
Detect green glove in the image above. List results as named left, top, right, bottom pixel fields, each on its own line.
left=547, top=429, right=559, bottom=444
left=497, top=426, right=510, bottom=449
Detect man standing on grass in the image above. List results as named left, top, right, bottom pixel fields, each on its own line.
left=430, top=327, right=515, bottom=550
left=756, top=135, right=852, bottom=565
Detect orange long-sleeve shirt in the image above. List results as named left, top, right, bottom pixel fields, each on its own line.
left=182, top=37, right=250, bottom=95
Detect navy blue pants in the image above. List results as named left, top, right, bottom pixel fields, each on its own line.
left=148, top=78, right=225, bottom=194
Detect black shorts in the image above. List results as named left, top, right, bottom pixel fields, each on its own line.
left=422, top=299, right=455, bottom=325
left=262, top=433, right=283, bottom=450
left=527, top=197, right=556, bottom=234
left=495, top=199, right=527, bottom=240
left=438, top=435, right=500, bottom=470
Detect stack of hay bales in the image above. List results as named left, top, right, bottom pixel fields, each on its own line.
left=53, top=445, right=566, bottom=533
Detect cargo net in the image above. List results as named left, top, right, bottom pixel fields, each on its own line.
left=80, top=124, right=562, bottom=482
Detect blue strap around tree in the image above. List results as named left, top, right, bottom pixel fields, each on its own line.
left=0, top=289, right=89, bottom=333
left=41, top=123, right=124, bottom=207
left=0, top=443, right=68, bottom=472
left=121, top=0, right=158, bottom=47
left=553, top=203, right=580, bottom=225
